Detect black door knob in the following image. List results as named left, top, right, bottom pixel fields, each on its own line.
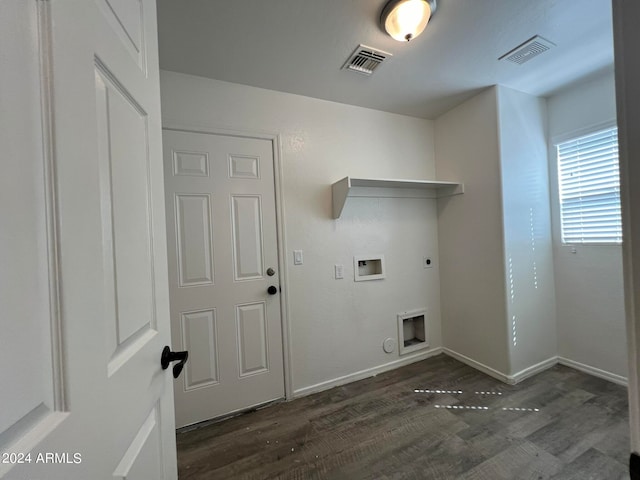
left=267, top=285, right=278, bottom=295
left=161, top=346, right=189, bottom=379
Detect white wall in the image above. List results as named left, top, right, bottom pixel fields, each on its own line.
left=496, top=86, right=557, bottom=375
left=436, top=86, right=557, bottom=379
left=160, top=70, right=442, bottom=395
left=547, top=70, right=628, bottom=379
left=435, top=87, right=511, bottom=375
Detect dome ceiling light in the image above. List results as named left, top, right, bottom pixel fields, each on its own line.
left=380, top=0, right=437, bottom=42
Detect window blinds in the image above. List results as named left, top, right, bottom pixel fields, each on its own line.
left=557, top=127, right=622, bottom=244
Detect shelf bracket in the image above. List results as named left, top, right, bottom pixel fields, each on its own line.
left=332, top=177, right=351, bottom=219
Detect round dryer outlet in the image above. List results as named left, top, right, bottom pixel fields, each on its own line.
left=383, top=337, right=396, bottom=354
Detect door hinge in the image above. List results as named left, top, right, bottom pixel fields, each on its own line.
left=631, top=452, right=640, bottom=479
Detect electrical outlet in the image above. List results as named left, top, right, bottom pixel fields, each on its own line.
left=423, top=256, right=433, bottom=268
left=334, top=264, right=344, bottom=279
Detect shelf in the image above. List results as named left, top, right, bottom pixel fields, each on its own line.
left=331, top=176, right=464, bottom=219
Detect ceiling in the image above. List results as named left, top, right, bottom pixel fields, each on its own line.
left=156, top=0, right=614, bottom=120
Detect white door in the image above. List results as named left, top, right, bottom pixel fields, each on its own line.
left=1, top=1, right=176, bottom=479
left=613, top=0, right=640, bottom=473
left=163, top=129, right=285, bottom=428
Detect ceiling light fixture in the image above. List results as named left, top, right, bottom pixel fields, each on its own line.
left=380, top=0, right=437, bottom=42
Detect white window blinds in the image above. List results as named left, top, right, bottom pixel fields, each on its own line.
left=557, top=127, right=622, bottom=245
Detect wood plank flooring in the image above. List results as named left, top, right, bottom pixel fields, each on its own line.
left=177, top=354, right=630, bottom=479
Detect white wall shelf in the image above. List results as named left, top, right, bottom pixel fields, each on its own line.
left=331, top=176, right=464, bottom=219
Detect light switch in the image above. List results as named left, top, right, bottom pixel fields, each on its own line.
left=293, top=250, right=303, bottom=265
left=335, top=264, right=344, bottom=279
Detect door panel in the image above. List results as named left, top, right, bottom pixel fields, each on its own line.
left=95, top=63, right=155, bottom=351
left=175, top=194, right=214, bottom=287
left=229, top=154, right=260, bottom=179
left=97, top=0, right=146, bottom=71
left=113, top=407, right=162, bottom=480
left=163, top=130, right=284, bottom=428
left=173, top=151, right=210, bottom=177
left=181, top=309, right=220, bottom=389
left=236, top=302, right=269, bottom=376
left=231, top=195, right=265, bottom=280
left=0, top=4, right=62, bottom=472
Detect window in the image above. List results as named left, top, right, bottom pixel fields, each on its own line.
left=557, top=126, right=622, bottom=245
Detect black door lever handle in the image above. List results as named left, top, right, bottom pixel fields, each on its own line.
left=161, top=346, right=189, bottom=379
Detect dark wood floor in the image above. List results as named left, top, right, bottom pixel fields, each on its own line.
left=177, top=354, right=630, bottom=479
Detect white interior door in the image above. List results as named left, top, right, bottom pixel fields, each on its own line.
left=613, top=0, right=640, bottom=473
left=1, top=0, right=177, bottom=479
left=163, top=129, right=285, bottom=428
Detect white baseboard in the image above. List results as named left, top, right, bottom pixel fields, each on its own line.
left=293, top=347, right=443, bottom=398
left=442, top=348, right=513, bottom=384
left=443, top=348, right=627, bottom=387
left=557, top=356, right=628, bottom=386
left=510, top=356, right=558, bottom=384
left=292, top=348, right=627, bottom=401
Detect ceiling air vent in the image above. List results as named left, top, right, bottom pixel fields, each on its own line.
left=499, top=35, right=555, bottom=65
left=342, top=44, right=392, bottom=76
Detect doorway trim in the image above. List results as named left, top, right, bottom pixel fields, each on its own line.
left=161, top=121, right=293, bottom=401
